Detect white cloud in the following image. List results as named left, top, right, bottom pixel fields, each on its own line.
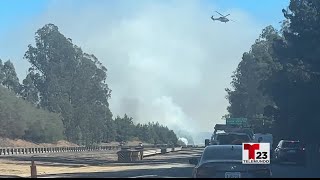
left=0, top=0, right=265, bottom=135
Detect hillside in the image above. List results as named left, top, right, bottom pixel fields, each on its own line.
left=0, top=138, right=78, bottom=148
left=0, top=85, right=64, bottom=143
left=0, top=138, right=153, bottom=148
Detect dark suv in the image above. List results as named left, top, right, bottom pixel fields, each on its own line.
left=273, top=140, right=306, bottom=165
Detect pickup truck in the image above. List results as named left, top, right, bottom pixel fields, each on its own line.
left=205, top=124, right=254, bottom=146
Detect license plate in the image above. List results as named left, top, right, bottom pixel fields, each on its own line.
left=225, top=172, right=241, bottom=178
left=288, top=150, right=296, bottom=153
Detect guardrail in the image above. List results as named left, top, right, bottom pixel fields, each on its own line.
left=0, top=146, right=121, bottom=156
left=0, top=145, right=184, bottom=156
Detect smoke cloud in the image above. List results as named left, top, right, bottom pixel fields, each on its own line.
left=0, top=0, right=265, bottom=138
left=178, top=137, right=189, bottom=146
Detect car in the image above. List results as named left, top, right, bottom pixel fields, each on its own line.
left=273, top=140, right=306, bottom=165
left=189, top=145, right=272, bottom=178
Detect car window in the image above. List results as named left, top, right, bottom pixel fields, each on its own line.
left=237, top=135, right=250, bottom=141
left=201, top=147, right=242, bottom=161
left=216, top=134, right=250, bottom=144
left=282, top=142, right=302, bottom=148
left=216, top=135, right=232, bottom=144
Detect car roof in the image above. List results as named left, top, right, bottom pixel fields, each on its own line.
left=254, top=133, right=273, bottom=136
left=216, top=132, right=249, bottom=135
left=281, top=140, right=300, bottom=142
left=230, top=132, right=249, bottom=135
left=215, top=131, right=226, bottom=134
left=205, top=144, right=242, bottom=150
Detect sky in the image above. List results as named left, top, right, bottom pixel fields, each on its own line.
left=0, top=0, right=289, bottom=142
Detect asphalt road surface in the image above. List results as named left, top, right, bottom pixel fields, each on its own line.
left=38, top=148, right=320, bottom=178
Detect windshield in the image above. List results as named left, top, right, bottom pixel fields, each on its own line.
left=216, top=134, right=250, bottom=144
left=201, top=147, right=242, bottom=161
left=282, top=142, right=302, bottom=148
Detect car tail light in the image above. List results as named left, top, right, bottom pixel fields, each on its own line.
left=196, top=166, right=216, bottom=178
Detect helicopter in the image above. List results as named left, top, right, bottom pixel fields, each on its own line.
left=211, top=11, right=235, bottom=23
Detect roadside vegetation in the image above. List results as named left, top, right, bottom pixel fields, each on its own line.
left=225, top=0, right=320, bottom=143
left=0, top=24, right=178, bottom=146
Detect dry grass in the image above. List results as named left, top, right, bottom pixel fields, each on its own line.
left=0, top=157, right=185, bottom=178
left=0, top=159, right=129, bottom=177
left=0, top=138, right=79, bottom=148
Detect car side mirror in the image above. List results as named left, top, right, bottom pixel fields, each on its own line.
left=205, top=139, right=210, bottom=146
left=189, top=158, right=198, bottom=165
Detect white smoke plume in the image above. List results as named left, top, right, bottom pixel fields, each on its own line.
left=0, top=0, right=266, bottom=137
left=178, top=137, right=189, bottom=146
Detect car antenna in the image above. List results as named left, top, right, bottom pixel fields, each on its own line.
left=231, top=145, right=234, bottom=150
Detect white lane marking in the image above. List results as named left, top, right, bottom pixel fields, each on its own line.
left=129, top=175, right=157, bottom=178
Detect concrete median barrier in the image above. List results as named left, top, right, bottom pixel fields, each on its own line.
left=156, top=148, right=161, bottom=154
left=144, top=146, right=183, bottom=157
left=161, top=148, right=167, bottom=154
left=117, top=149, right=142, bottom=162
left=143, top=150, right=158, bottom=157
left=135, top=147, right=144, bottom=160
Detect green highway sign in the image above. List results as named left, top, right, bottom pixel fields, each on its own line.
left=226, top=118, right=248, bottom=126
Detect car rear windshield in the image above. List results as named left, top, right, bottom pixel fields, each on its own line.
left=216, top=134, right=250, bottom=144
left=202, top=147, right=242, bottom=161
left=282, top=142, right=302, bottom=148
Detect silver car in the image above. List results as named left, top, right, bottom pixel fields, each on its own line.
left=189, top=145, right=272, bottom=178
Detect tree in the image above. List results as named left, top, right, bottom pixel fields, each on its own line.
left=0, top=85, right=64, bottom=142
left=225, top=26, right=281, bottom=131
left=20, top=73, right=39, bottom=105
left=22, top=23, right=179, bottom=145
left=104, top=118, right=117, bottom=142
left=2, top=60, right=20, bottom=94
left=260, top=0, right=320, bottom=142
left=226, top=0, right=320, bottom=142
left=0, top=59, right=5, bottom=84
left=24, top=24, right=113, bottom=144
left=114, top=114, right=135, bottom=142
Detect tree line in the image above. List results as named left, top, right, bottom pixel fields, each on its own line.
left=226, top=0, right=320, bottom=143
left=0, top=24, right=178, bottom=146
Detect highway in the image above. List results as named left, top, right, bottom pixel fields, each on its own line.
left=35, top=148, right=320, bottom=178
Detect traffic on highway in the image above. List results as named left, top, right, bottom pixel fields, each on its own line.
left=186, top=118, right=319, bottom=178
